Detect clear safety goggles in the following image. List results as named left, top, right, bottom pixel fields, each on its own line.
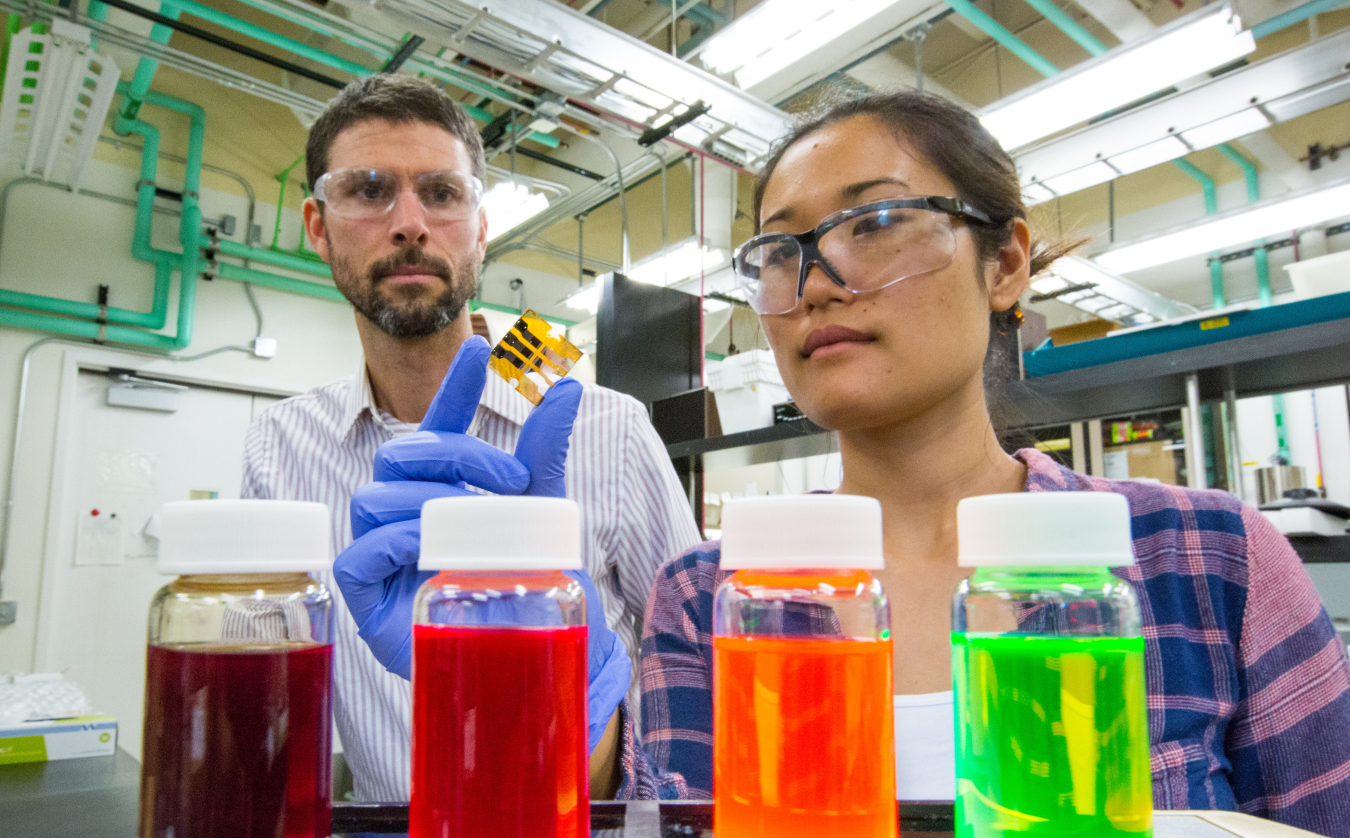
left=733, top=196, right=997, bottom=315
left=312, top=167, right=485, bottom=221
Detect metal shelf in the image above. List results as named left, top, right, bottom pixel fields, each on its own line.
left=666, top=419, right=836, bottom=471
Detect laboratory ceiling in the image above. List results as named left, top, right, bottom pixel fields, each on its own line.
left=74, top=0, right=1350, bottom=327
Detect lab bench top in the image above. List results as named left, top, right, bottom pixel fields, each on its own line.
left=0, top=749, right=1328, bottom=838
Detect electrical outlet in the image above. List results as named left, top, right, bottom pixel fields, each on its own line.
left=252, top=337, right=277, bottom=359
left=0, top=601, right=16, bottom=625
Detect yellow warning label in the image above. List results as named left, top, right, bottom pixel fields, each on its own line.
left=1199, top=317, right=1230, bottom=331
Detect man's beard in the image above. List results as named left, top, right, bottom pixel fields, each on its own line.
left=329, top=243, right=478, bottom=338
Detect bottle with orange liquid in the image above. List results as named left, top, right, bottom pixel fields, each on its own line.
left=410, top=496, right=589, bottom=838
left=713, top=495, right=897, bottom=838
left=139, top=500, right=334, bottom=838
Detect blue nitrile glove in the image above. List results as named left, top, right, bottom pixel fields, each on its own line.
left=332, top=336, right=631, bottom=751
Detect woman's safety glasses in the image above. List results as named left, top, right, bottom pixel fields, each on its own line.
left=312, top=168, right=485, bottom=221
left=733, top=196, right=996, bottom=315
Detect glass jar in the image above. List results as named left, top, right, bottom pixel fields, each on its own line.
left=140, top=499, right=333, bottom=838
left=411, top=496, right=588, bottom=838
left=713, top=495, right=896, bottom=838
left=952, top=492, right=1152, bottom=838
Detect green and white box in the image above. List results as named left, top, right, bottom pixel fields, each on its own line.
left=0, top=716, right=117, bottom=765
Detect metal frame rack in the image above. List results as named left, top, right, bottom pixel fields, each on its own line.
left=668, top=308, right=1350, bottom=563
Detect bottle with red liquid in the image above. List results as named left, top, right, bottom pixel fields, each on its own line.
left=713, top=495, right=897, bottom=838
left=139, top=499, right=333, bottom=838
left=411, top=496, right=589, bottom=838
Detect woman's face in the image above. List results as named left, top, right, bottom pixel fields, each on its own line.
left=756, top=114, right=1028, bottom=433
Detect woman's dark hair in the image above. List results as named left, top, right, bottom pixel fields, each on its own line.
left=752, top=90, right=1076, bottom=446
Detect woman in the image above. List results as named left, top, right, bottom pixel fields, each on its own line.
left=636, top=91, right=1350, bottom=834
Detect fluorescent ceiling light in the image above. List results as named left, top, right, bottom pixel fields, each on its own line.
left=1096, top=176, right=1350, bottom=274
left=1040, top=161, right=1119, bottom=196
left=1024, top=183, right=1057, bottom=205
left=980, top=3, right=1254, bottom=151
left=698, top=0, right=908, bottom=91
left=627, top=238, right=728, bottom=287
left=1013, top=28, right=1350, bottom=199
left=1178, top=108, right=1272, bottom=149
left=1110, top=136, right=1191, bottom=175
left=482, top=181, right=549, bottom=242
left=563, top=283, right=601, bottom=315
left=1036, top=256, right=1196, bottom=321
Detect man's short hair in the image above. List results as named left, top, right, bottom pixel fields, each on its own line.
left=305, top=75, right=487, bottom=190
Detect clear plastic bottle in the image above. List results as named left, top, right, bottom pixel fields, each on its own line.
left=952, top=492, right=1152, bottom=838
left=410, top=496, right=588, bottom=838
left=139, top=500, right=333, bottom=838
left=713, top=495, right=897, bottom=838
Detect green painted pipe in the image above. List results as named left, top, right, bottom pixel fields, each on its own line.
left=944, top=0, right=1060, bottom=76
left=1171, top=158, right=1226, bottom=309
left=0, top=304, right=189, bottom=350
left=215, top=239, right=332, bottom=278
left=118, top=3, right=179, bottom=122
left=0, top=258, right=173, bottom=329
left=1252, top=0, right=1349, bottom=38
left=1020, top=0, right=1107, bottom=56
left=158, top=0, right=371, bottom=78
left=1216, top=143, right=1272, bottom=307
left=215, top=262, right=346, bottom=302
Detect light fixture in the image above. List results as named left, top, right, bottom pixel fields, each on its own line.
left=563, top=283, right=601, bottom=315
left=1178, top=108, right=1272, bottom=150
left=697, top=0, right=911, bottom=92
left=481, top=181, right=550, bottom=242
left=1030, top=256, right=1196, bottom=324
left=1109, top=136, right=1191, bottom=176
left=627, top=238, right=729, bottom=287
left=979, top=3, right=1254, bottom=152
left=1095, top=176, right=1350, bottom=274
left=1012, top=28, right=1350, bottom=199
left=1039, top=161, right=1119, bottom=198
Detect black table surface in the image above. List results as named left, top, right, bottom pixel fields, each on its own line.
left=0, top=750, right=954, bottom=837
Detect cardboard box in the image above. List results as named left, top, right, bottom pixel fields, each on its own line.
left=1103, top=440, right=1180, bottom=485
left=0, top=715, right=117, bottom=765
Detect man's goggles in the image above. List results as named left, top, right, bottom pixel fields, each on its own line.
left=313, top=168, right=485, bottom=221
left=734, top=196, right=997, bottom=315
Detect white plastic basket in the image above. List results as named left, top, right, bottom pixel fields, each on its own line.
left=0, top=21, right=119, bottom=192
left=707, top=350, right=790, bottom=434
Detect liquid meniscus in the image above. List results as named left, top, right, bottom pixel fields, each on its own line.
left=952, top=633, right=1152, bottom=838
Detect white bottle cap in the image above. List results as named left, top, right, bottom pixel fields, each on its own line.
left=957, top=492, right=1135, bottom=568
left=158, top=500, right=331, bottom=575
left=720, top=495, right=883, bottom=570
left=419, top=496, right=582, bottom=571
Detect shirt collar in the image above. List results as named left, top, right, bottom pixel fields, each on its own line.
left=339, top=354, right=532, bottom=440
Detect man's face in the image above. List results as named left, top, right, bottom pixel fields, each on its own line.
left=302, top=119, right=487, bottom=338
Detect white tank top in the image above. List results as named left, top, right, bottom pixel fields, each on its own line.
left=893, top=692, right=956, bottom=800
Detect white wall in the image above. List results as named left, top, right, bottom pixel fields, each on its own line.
left=1236, top=386, right=1350, bottom=506
left=0, top=156, right=364, bottom=673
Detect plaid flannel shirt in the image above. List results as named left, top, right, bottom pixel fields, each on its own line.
left=636, top=449, right=1350, bottom=835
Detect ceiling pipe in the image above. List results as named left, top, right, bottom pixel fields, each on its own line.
left=1251, top=0, right=1349, bottom=39
left=943, top=0, right=1060, bottom=76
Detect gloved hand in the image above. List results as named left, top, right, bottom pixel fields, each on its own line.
left=332, top=336, right=631, bottom=751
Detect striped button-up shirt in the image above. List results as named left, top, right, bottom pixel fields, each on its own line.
left=640, top=449, right=1350, bottom=835
left=242, top=360, right=700, bottom=801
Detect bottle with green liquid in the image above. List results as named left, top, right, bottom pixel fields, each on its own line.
left=952, top=492, right=1152, bottom=838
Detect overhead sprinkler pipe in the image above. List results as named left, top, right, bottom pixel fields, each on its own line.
left=1251, top=0, right=1349, bottom=39
left=1171, top=158, right=1226, bottom=309
left=943, top=0, right=1061, bottom=76
left=1019, top=0, right=1108, bottom=56
left=155, top=0, right=369, bottom=78
left=1215, top=143, right=1272, bottom=307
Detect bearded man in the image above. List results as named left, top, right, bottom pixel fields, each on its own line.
left=240, top=74, right=698, bottom=801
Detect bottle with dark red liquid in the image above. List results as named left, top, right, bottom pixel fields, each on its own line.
left=411, top=496, right=589, bottom=838
left=139, top=500, right=334, bottom=838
